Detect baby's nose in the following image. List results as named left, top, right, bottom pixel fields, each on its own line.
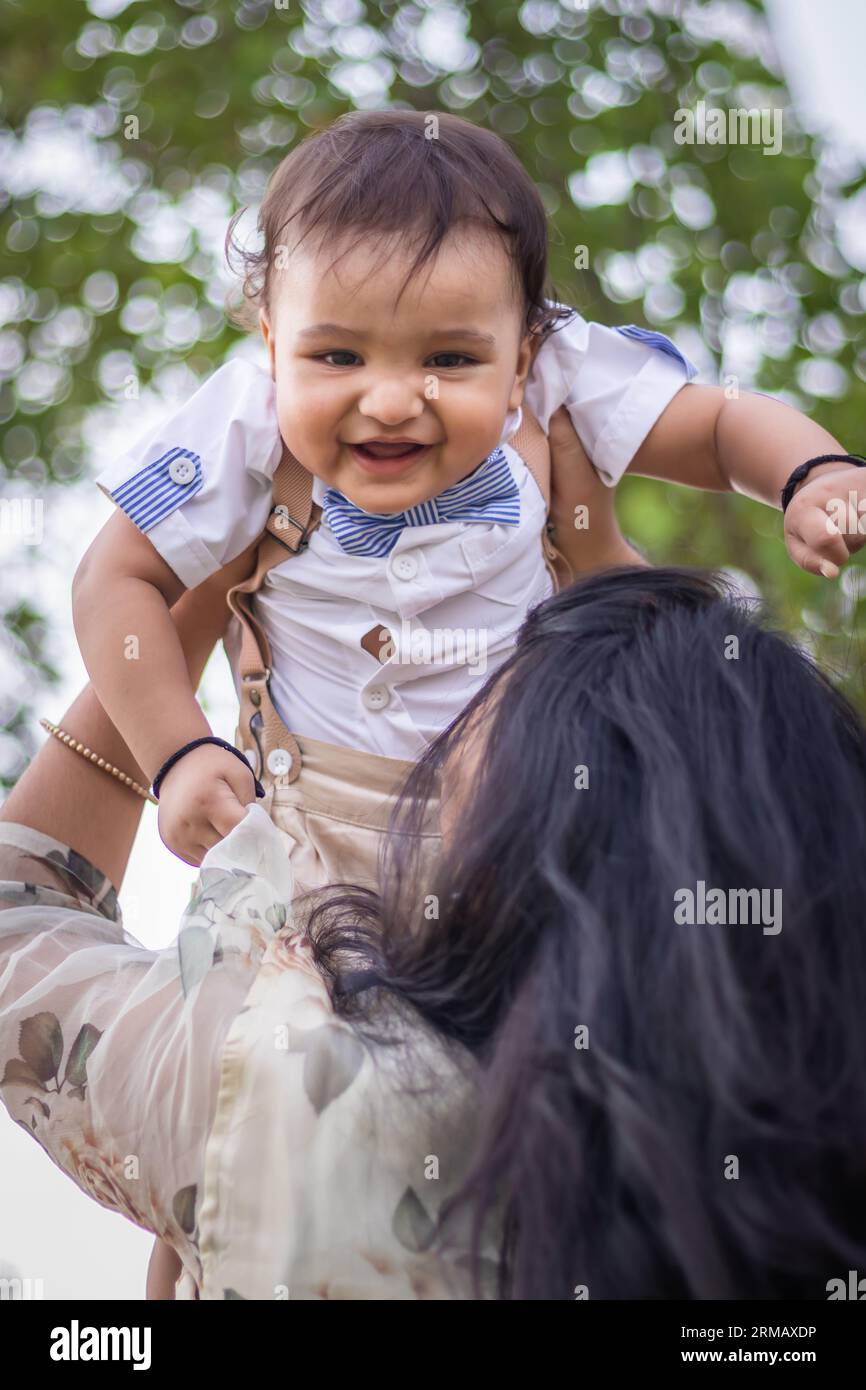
left=357, top=376, right=426, bottom=424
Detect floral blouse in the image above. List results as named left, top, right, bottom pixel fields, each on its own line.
left=0, top=805, right=492, bottom=1299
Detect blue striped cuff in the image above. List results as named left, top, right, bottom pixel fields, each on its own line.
left=105, top=447, right=204, bottom=532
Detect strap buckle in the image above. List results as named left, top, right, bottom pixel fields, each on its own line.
left=269, top=507, right=311, bottom=551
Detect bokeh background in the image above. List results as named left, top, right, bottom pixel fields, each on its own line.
left=1, top=0, right=864, bottom=1299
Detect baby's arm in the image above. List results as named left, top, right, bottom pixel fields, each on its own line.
left=73, top=508, right=204, bottom=771
left=625, top=384, right=860, bottom=578
left=530, top=318, right=861, bottom=579
left=76, top=358, right=282, bottom=862
left=73, top=511, right=260, bottom=865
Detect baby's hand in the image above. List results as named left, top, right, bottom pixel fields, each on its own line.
left=784, top=464, right=866, bottom=579
left=156, top=744, right=260, bottom=867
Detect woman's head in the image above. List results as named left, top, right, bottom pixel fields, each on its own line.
left=311, top=566, right=866, bottom=1299
left=225, top=109, right=575, bottom=514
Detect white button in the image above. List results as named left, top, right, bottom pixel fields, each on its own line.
left=363, top=684, right=391, bottom=711
left=267, top=747, right=293, bottom=776
left=169, top=457, right=196, bottom=485
left=391, top=551, right=419, bottom=581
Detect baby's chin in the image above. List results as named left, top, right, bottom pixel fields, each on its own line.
left=325, top=446, right=479, bottom=514
left=337, top=475, right=444, bottom=515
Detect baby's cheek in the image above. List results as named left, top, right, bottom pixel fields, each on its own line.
left=446, top=385, right=509, bottom=445
left=273, top=384, right=322, bottom=452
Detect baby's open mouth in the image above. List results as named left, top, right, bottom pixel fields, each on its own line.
left=352, top=441, right=428, bottom=460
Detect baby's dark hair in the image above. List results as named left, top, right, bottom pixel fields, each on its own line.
left=225, top=108, right=574, bottom=341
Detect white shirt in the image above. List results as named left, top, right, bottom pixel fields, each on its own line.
left=94, top=310, right=697, bottom=758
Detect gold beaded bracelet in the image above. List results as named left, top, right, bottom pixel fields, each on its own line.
left=39, top=718, right=158, bottom=805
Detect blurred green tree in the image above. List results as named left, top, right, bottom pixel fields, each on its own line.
left=1, top=0, right=864, bottom=788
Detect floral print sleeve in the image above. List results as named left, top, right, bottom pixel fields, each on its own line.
left=0, top=807, right=489, bottom=1300
left=0, top=818, right=267, bottom=1297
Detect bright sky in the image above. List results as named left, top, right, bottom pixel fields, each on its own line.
left=1, top=0, right=864, bottom=1302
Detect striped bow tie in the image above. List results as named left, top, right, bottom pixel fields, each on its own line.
left=322, top=446, right=520, bottom=558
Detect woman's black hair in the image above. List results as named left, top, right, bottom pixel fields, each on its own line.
left=306, top=566, right=866, bottom=1299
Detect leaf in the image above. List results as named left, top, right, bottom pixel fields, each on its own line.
left=63, top=1023, right=102, bottom=1090
left=18, top=1013, right=63, bottom=1082
left=178, top=925, right=215, bottom=997
left=199, top=867, right=254, bottom=891
left=392, top=1188, right=436, bottom=1254
left=172, top=1184, right=197, bottom=1235
left=44, top=846, right=112, bottom=906
left=1, top=1058, right=46, bottom=1090
left=184, top=890, right=208, bottom=916
left=224, top=1288, right=247, bottom=1299
left=265, top=902, right=287, bottom=931
left=301, top=1026, right=365, bottom=1115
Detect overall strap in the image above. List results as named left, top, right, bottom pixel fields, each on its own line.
left=265, top=442, right=317, bottom=549
left=227, top=443, right=320, bottom=785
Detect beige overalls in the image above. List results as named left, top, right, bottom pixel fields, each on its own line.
left=223, top=409, right=568, bottom=909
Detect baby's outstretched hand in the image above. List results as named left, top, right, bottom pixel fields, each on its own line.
left=156, top=744, right=260, bottom=868
left=783, top=464, right=866, bottom=580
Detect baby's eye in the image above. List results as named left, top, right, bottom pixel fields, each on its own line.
left=427, top=352, right=477, bottom=369
left=317, top=350, right=361, bottom=367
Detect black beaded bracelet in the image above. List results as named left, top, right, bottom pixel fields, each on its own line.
left=151, top=736, right=266, bottom=801
left=780, top=453, right=866, bottom=513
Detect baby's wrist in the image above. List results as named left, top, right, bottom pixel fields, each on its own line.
left=790, top=461, right=851, bottom=500
left=782, top=454, right=866, bottom=511
left=142, top=716, right=213, bottom=787
left=152, top=736, right=264, bottom=800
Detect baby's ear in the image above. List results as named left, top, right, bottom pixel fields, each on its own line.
left=509, top=330, right=536, bottom=409
left=259, top=308, right=275, bottom=377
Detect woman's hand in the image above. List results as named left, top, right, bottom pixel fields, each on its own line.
left=547, top=405, right=648, bottom=576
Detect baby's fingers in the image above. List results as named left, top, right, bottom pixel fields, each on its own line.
left=162, top=828, right=212, bottom=869
left=785, top=504, right=849, bottom=579
left=206, top=772, right=258, bottom=842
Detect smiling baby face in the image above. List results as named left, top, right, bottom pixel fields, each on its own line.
left=259, top=227, right=535, bottom=515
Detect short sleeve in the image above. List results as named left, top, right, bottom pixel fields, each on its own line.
left=524, top=307, right=700, bottom=487
left=93, top=358, right=283, bottom=588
